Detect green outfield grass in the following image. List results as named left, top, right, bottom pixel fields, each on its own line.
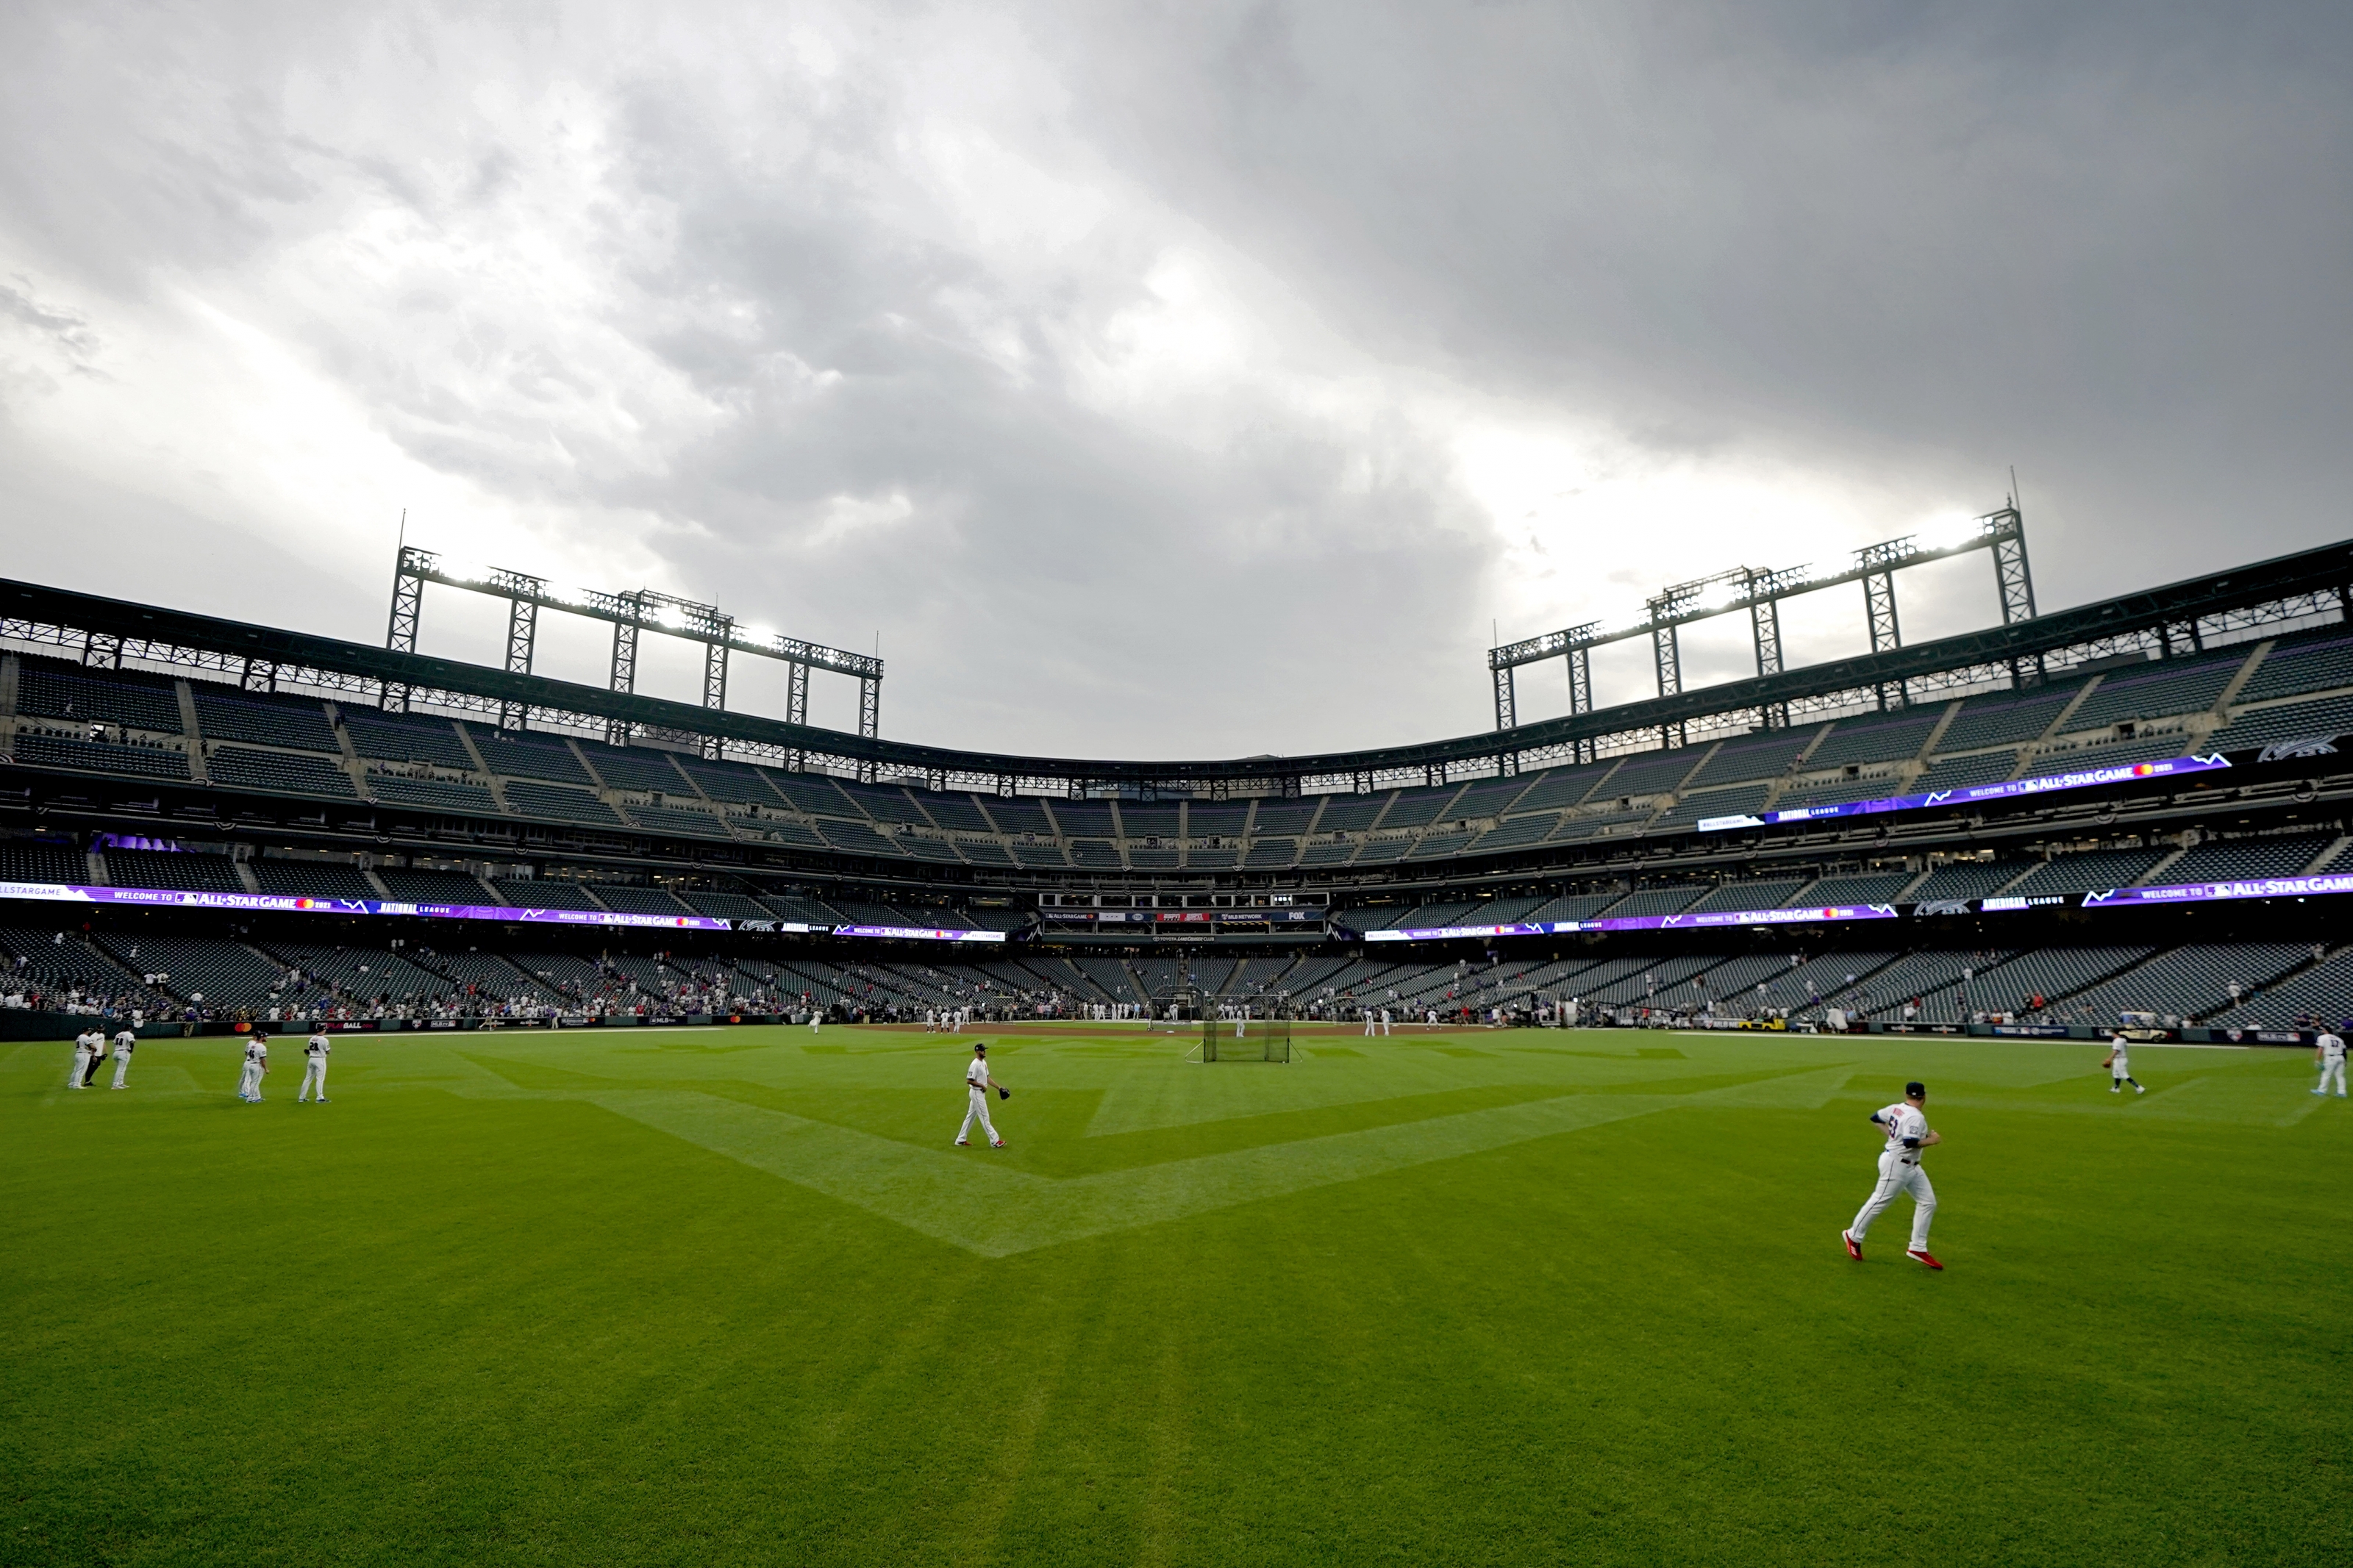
left=4, top=1023, right=2346, bottom=1566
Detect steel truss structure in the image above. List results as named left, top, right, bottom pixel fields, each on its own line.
left=1489, top=506, right=2036, bottom=734
left=6, top=531, right=2352, bottom=801
left=383, top=547, right=883, bottom=764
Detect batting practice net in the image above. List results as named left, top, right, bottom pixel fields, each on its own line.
left=1200, top=1011, right=1293, bottom=1063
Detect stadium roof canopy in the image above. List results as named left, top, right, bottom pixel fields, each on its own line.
left=7, top=537, right=2352, bottom=797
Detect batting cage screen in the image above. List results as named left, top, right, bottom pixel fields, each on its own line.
left=1201, top=1012, right=1292, bottom=1063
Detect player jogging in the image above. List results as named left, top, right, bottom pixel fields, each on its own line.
left=69, top=1027, right=102, bottom=1089
left=299, top=1030, right=331, bottom=1103
left=954, top=1042, right=1007, bottom=1148
left=110, top=1026, right=136, bottom=1089
left=2102, top=1032, right=2146, bottom=1095
left=238, top=1031, right=270, bottom=1103
left=1843, top=1080, right=1943, bottom=1269
left=2315, top=1028, right=2347, bottom=1098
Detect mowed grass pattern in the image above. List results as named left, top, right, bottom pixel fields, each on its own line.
left=3, top=1025, right=2346, bottom=1565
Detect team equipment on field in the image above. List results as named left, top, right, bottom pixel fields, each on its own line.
left=1197, top=1007, right=1293, bottom=1064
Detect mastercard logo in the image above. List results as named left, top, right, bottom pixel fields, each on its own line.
left=2132, top=764, right=2159, bottom=776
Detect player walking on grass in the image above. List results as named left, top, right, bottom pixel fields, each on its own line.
left=954, top=1042, right=1007, bottom=1148
left=110, top=1026, right=136, bottom=1089
left=2316, top=1028, right=2347, bottom=1098
left=299, top=1030, right=331, bottom=1103
left=68, top=1027, right=101, bottom=1089
left=238, top=1032, right=269, bottom=1103
left=1843, top=1081, right=1943, bottom=1269
left=2103, top=1033, right=2146, bottom=1095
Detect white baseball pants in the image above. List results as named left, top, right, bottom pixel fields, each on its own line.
left=112, top=1050, right=132, bottom=1088
left=957, top=1086, right=1000, bottom=1144
left=2321, top=1059, right=2348, bottom=1095
left=1850, top=1151, right=1937, bottom=1251
left=68, top=1050, right=90, bottom=1089
left=300, top=1059, right=328, bottom=1100
left=238, top=1062, right=262, bottom=1100
left=1362, top=1017, right=1374, bottom=1036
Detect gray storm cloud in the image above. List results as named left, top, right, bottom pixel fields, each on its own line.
left=0, top=2, right=2346, bottom=759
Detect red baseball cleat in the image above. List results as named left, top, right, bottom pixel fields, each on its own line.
left=1842, top=1230, right=1863, bottom=1261
left=1906, top=1249, right=1943, bottom=1270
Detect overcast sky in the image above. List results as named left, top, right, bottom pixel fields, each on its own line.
left=1, top=3, right=2347, bottom=762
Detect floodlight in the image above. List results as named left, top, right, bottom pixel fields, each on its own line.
left=1916, top=515, right=1983, bottom=554
left=654, top=604, right=687, bottom=630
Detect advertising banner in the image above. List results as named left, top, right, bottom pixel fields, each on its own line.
left=0, top=880, right=735, bottom=931
left=1699, top=753, right=2231, bottom=834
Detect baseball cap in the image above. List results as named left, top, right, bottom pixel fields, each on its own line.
left=974, top=1043, right=986, bottom=1054
left=1905, top=1081, right=1927, bottom=1099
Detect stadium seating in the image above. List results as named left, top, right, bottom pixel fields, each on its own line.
left=191, top=690, right=341, bottom=751
left=207, top=747, right=358, bottom=798
left=365, top=774, right=498, bottom=814
left=249, top=859, right=379, bottom=901
left=376, top=867, right=496, bottom=904
left=13, top=731, right=191, bottom=781
left=504, top=780, right=629, bottom=827
left=104, top=847, right=244, bottom=894
left=16, top=659, right=182, bottom=732
left=473, top=731, right=597, bottom=787
left=342, top=712, right=477, bottom=771
left=0, top=840, right=88, bottom=884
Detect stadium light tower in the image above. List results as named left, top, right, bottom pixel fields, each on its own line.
left=1488, top=504, right=2037, bottom=745
left=382, top=546, right=884, bottom=766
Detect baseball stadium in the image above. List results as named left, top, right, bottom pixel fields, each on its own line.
left=10, top=9, right=2353, bottom=1565
left=5, top=517, right=2350, bottom=1564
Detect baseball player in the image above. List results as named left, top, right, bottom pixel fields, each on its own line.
left=2315, top=1027, right=2347, bottom=1098
left=954, top=1042, right=1007, bottom=1148
left=1842, top=1081, right=1943, bottom=1269
left=2102, top=1033, right=2146, bottom=1095
left=299, top=1029, right=332, bottom=1103
left=110, top=1025, right=137, bottom=1089
left=1360, top=1006, right=1375, bottom=1038
left=69, top=1027, right=102, bottom=1089
left=1379, top=1009, right=1393, bottom=1037
left=238, top=1031, right=270, bottom=1103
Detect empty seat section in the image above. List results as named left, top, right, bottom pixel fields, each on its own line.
left=208, top=747, right=357, bottom=797
left=1685, top=728, right=1821, bottom=788
left=2163, top=836, right=2335, bottom=882
left=504, top=781, right=627, bottom=826
left=2002, top=848, right=2171, bottom=898
left=2063, top=655, right=2244, bottom=731
left=366, top=775, right=497, bottom=813
left=343, top=713, right=476, bottom=770
left=490, top=879, right=603, bottom=912
left=593, top=885, right=693, bottom=915
left=581, top=747, right=695, bottom=795
left=16, top=660, right=182, bottom=731
left=1907, top=859, right=2023, bottom=903
left=250, top=859, right=378, bottom=901
left=104, top=848, right=243, bottom=893
left=192, top=691, right=340, bottom=751
left=13, top=733, right=190, bottom=780
left=376, top=867, right=493, bottom=903
left=0, top=840, right=86, bottom=883
left=472, top=731, right=595, bottom=786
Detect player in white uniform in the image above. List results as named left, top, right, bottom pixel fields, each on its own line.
left=1361, top=1006, right=1375, bottom=1038
left=954, top=1042, right=1006, bottom=1148
left=2103, top=1033, right=2146, bottom=1095
left=1379, top=1009, right=1393, bottom=1037
left=110, top=1027, right=137, bottom=1089
left=1843, top=1081, right=1943, bottom=1269
left=69, top=1028, right=102, bottom=1089
left=299, top=1030, right=332, bottom=1103
left=238, top=1033, right=270, bottom=1102
left=2315, top=1028, right=2347, bottom=1098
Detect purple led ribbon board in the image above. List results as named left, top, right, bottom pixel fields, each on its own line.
left=0, top=881, right=735, bottom=931
left=1699, top=753, right=2232, bottom=834
left=1364, top=905, right=1898, bottom=942
left=2031, top=873, right=2353, bottom=913
left=829, top=924, right=1008, bottom=943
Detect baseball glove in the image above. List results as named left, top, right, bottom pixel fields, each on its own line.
left=997, top=1086, right=1010, bottom=1100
